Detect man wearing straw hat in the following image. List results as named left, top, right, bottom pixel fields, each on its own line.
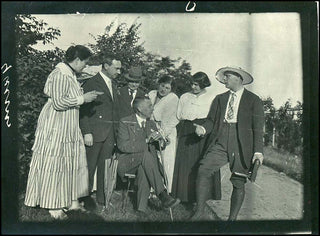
left=191, top=66, right=265, bottom=221
left=117, top=66, right=147, bottom=119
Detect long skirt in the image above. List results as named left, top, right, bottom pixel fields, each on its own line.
left=24, top=102, right=88, bottom=209
left=171, top=119, right=221, bottom=203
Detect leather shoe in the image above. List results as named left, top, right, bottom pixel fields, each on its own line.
left=82, top=196, right=97, bottom=211
left=159, top=190, right=181, bottom=209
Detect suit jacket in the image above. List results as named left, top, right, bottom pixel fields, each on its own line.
left=116, top=114, right=161, bottom=180
left=79, top=73, right=120, bottom=142
left=202, top=89, right=265, bottom=169
left=117, top=85, right=146, bottom=119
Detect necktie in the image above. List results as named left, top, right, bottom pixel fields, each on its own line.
left=129, top=89, right=134, bottom=96
left=141, top=121, right=147, bottom=134
left=227, top=93, right=236, bottom=120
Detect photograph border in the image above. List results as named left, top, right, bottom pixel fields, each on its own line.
left=1, top=1, right=318, bottom=234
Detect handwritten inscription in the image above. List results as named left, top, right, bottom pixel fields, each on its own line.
left=2, top=63, right=12, bottom=127
left=186, top=1, right=196, bottom=12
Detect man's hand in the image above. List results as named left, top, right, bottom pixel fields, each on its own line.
left=147, top=131, right=162, bottom=143
left=252, top=152, right=264, bottom=165
left=193, top=123, right=206, bottom=137
left=84, top=133, right=93, bottom=146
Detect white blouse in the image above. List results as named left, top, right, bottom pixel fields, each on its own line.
left=177, top=90, right=215, bottom=121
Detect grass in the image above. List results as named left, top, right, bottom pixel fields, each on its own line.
left=263, top=145, right=303, bottom=183
left=19, top=185, right=196, bottom=223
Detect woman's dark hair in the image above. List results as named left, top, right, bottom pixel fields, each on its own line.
left=65, top=45, right=93, bottom=63
left=191, top=71, right=211, bottom=89
left=158, top=75, right=176, bottom=92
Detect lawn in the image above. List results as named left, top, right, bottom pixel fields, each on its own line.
left=263, top=146, right=303, bottom=183
left=19, top=186, right=196, bottom=223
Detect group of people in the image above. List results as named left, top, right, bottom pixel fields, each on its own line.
left=24, top=44, right=265, bottom=221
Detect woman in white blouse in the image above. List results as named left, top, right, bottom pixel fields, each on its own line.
left=171, top=72, right=221, bottom=205
left=148, top=75, right=179, bottom=193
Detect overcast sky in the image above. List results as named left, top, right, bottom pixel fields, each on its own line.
left=33, top=13, right=303, bottom=108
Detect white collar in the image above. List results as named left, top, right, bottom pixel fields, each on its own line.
left=99, top=71, right=112, bottom=83
left=230, top=87, right=244, bottom=97
left=135, top=114, right=146, bottom=126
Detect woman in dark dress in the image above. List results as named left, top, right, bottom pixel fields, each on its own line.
left=171, top=72, right=221, bottom=206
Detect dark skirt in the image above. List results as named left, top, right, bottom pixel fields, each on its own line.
left=171, top=119, right=221, bottom=203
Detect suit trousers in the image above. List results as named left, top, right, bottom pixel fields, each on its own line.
left=199, top=122, right=247, bottom=188
left=86, top=135, right=115, bottom=204
left=123, top=150, right=166, bottom=212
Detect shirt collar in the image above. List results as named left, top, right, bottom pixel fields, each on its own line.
left=135, top=114, right=146, bottom=126
left=230, top=87, right=244, bottom=97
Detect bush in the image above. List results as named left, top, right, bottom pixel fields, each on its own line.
left=263, top=97, right=303, bottom=156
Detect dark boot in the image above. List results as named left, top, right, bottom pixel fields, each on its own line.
left=159, top=190, right=181, bottom=209
left=190, top=171, right=213, bottom=221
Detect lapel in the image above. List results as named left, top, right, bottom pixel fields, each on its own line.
left=237, top=88, right=249, bottom=119
left=112, top=83, right=118, bottom=103
left=220, top=91, right=230, bottom=118
left=121, top=85, right=132, bottom=103
left=96, top=72, right=113, bottom=101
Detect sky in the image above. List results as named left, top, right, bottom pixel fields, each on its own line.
left=32, top=13, right=303, bottom=108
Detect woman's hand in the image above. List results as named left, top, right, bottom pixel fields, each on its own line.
left=83, top=90, right=104, bottom=103
left=84, top=133, right=93, bottom=146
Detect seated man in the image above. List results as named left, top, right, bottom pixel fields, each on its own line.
left=116, top=96, right=181, bottom=215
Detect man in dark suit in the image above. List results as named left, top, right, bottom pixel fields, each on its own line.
left=116, top=97, right=181, bottom=215
left=191, top=66, right=265, bottom=221
left=117, top=66, right=146, bottom=119
left=79, top=57, right=122, bottom=206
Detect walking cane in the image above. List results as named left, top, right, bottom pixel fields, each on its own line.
left=158, top=139, right=174, bottom=222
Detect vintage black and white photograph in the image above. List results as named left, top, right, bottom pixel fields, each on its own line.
left=1, top=1, right=318, bottom=234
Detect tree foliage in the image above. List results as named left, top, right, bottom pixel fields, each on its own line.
left=87, top=19, right=192, bottom=95
left=263, top=97, right=303, bottom=155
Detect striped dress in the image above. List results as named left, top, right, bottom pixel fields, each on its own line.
left=24, top=62, right=89, bottom=209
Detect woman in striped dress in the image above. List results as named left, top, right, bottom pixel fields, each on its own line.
left=24, top=45, right=102, bottom=220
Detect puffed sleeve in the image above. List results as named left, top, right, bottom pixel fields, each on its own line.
left=48, top=70, right=84, bottom=111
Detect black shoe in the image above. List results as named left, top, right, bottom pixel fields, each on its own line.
left=82, top=196, right=97, bottom=211
left=159, top=190, right=181, bottom=209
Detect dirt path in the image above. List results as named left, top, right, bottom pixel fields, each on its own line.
left=206, top=164, right=304, bottom=220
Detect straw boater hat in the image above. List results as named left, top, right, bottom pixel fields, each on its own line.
left=215, top=66, right=254, bottom=85
left=124, top=66, right=145, bottom=82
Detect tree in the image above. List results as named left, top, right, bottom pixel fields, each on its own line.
left=274, top=100, right=303, bottom=154
left=16, top=14, right=63, bottom=191
left=15, top=14, right=61, bottom=56
left=87, top=19, right=193, bottom=96
left=88, top=20, right=145, bottom=87
left=262, top=97, right=276, bottom=146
